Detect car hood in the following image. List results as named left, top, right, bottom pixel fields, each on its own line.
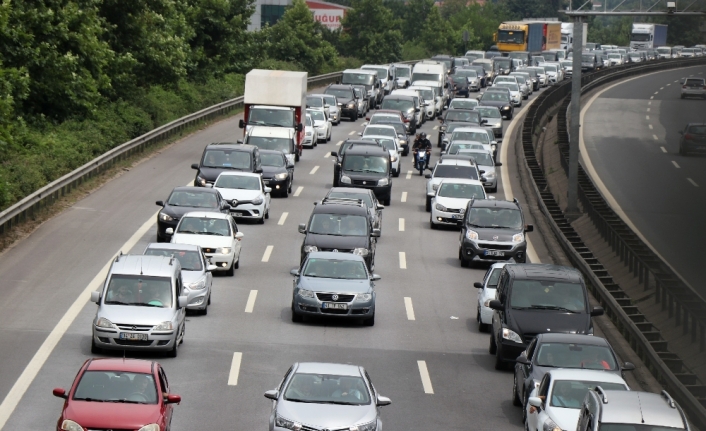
left=215, top=188, right=262, bottom=202
left=481, top=117, right=502, bottom=126
left=508, top=309, right=591, bottom=337
left=198, top=166, right=249, bottom=181
left=161, top=205, right=219, bottom=219
left=314, top=120, right=327, bottom=127
left=171, top=233, right=233, bottom=248
left=98, top=304, right=176, bottom=326
left=181, top=269, right=205, bottom=285
left=63, top=401, right=161, bottom=430
left=337, top=97, right=355, bottom=105
left=299, top=277, right=372, bottom=293
left=472, top=227, right=519, bottom=241
left=261, top=165, right=288, bottom=178
left=479, top=100, right=509, bottom=108
left=549, top=407, right=582, bottom=431
left=305, top=233, right=368, bottom=250
left=277, top=401, right=376, bottom=430
left=435, top=195, right=472, bottom=210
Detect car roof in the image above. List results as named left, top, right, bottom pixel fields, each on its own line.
left=437, top=158, right=473, bottom=166
left=344, top=145, right=389, bottom=156
left=206, top=142, right=257, bottom=151
left=438, top=178, right=483, bottom=186
left=259, top=149, right=287, bottom=157
left=247, top=126, right=293, bottom=138
left=598, top=391, right=687, bottom=428
left=170, top=186, right=219, bottom=195
left=294, top=362, right=363, bottom=376
left=536, top=333, right=611, bottom=346
left=384, top=95, right=414, bottom=101
left=181, top=211, right=231, bottom=219
left=453, top=127, right=488, bottom=133
left=145, top=243, right=201, bottom=252
left=109, top=255, right=178, bottom=277
left=471, top=198, right=520, bottom=209
left=216, top=171, right=261, bottom=178
left=545, top=368, right=627, bottom=384
left=306, top=251, right=367, bottom=262
left=86, top=358, right=155, bottom=373
left=328, top=187, right=374, bottom=196
left=313, top=201, right=369, bottom=215
left=506, top=263, right=582, bottom=282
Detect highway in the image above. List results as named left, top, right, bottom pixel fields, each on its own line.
left=582, top=65, right=706, bottom=298
left=0, top=83, right=556, bottom=430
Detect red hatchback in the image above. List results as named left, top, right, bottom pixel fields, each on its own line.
left=52, top=358, right=181, bottom=431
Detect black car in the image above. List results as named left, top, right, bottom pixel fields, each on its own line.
left=298, top=199, right=380, bottom=269
left=450, top=74, right=471, bottom=98
left=325, top=84, right=359, bottom=121
left=462, top=65, right=489, bottom=87
left=336, top=145, right=392, bottom=206
left=507, top=51, right=531, bottom=67
left=155, top=187, right=230, bottom=242
left=678, top=123, right=706, bottom=156
left=581, top=52, right=598, bottom=71
left=488, top=264, right=605, bottom=370
left=478, top=91, right=514, bottom=120
left=372, top=120, right=409, bottom=155
left=380, top=95, right=419, bottom=133
left=517, top=68, right=540, bottom=91
left=259, top=149, right=294, bottom=197
left=331, top=139, right=383, bottom=187
left=324, top=187, right=384, bottom=233
left=438, top=109, right=482, bottom=147
left=192, top=143, right=263, bottom=187
left=493, top=57, right=514, bottom=75
left=512, top=333, right=634, bottom=414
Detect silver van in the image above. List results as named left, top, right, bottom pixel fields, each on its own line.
left=90, top=254, right=188, bottom=357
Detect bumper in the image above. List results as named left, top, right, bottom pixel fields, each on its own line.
left=682, top=141, right=706, bottom=153
left=93, top=327, right=177, bottom=352
left=469, top=82, right=480, bottom=91
left=482, top=177, right=498, bottom=190
left=330, top=111, right=340, bottom=122
left=156, top=220, right=178, bottom=241
left=263, top=177, right=289, bottom=193
left=460, top=239, right=527, bottom=263
left=455, top=89, right=470, bottom=97
left=293, top=297, right=375, bottom=318
left=204, top=251, right=235, bottom=271
left=316, top=128, right=327, bottom=140
left=303, top=134, right=315, bottom=147
left=496, top=337, right=527, bottom=363
left=185, top=287, right=209, bottom=310
left=681, top=89, right=706, bottom=97
left=341, top=107, right=357, bottom=118
left=431, top=207, right=465, bottom=225
left=230, top=203, right=266, bottom=219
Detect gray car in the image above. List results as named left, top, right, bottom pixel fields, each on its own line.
left=290, top=252, right=380, bottom=326
left=475, top=106, right=503, bottom=139
left=265, top=362, right=391, bottom=431
left=457, top=149, right=499, bottom=192
left=352, top=85, right=369, bottom=116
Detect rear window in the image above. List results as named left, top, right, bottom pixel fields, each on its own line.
left=433, top=165, right=478, bottom=180
left=684, top=78, right=705, bottom=87
left=687, top=125, right=706, bottom=134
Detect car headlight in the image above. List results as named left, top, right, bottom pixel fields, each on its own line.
left=432, top=184, right=439, bottom=191
left=494, top=123, right=501, bottom=128
left=440, top=126, right=447, bottom=131
left=138, top=424, right=160, bottom=431
left=378, top=178, right=389, bottom=186
left=390, top=155, right=397, bottom=162
left=95, top=317, right=116, bottom=329
left=217, top=247, right=232, bottom=254
left=196, top=175, right=207, bottom=186
left=502, top=327, right=523, bottom=343
left=188, top=278, right=207, bottom=290
left=347, top=102, right=355, bottom=108
left=543, top=419, right=561, bottom=431
left=298, top=289, right=315, bottom=299
left=61, top=420, right=84, bottom=431
left=275, top=415, right=302, bottom=431
left=153, top=321, right=173, bottom=331
left=435, top=203, right=447, bottom=212
left=502, top=106, right=510, bottom=110
left=340, top=175, right=352, bottom=184
left=512, top=233, right=524, bottom=243
left=275, top=172, right=289, bottom=180
left=306, top=131, right=312, bottom=136
left=355, top=293, right=373, bottom=302
left=485, top=171, right=496, bottom=179
left=251, top=196, right=264, bottom=205
left=465, top=229, right=478, bottom=240
left=303, top=245, right=318, bottom=253
left=350, top=420, right=377, bottom=431
left=158, top=212, right=173, bottom=222
left=353, top=248, right=369, bottom=257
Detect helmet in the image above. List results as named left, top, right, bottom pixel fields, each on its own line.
left=420, top=133, right=426, bottom=139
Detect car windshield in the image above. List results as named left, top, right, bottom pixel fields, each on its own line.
left=308, top=214, right=368, bottom=236
left=413, top=88, right=434, bottom=100
left=496, top=83, right=519, bottom=91
left=396, top=67, right=410, bottom=78
left=494, top=60, right=511, bottom=71
left=144, top=249, right=203, bottom=271
left=364, top=67, right=388, bottom=79
left=684, top=79, right=705, bottom=87
left=215, top=175, right=260, bottom=190
left=353, top=87, right=363, bottom=98
left=438, top=182, right=485, bottom=199
left=302, top=258, right=368, bottom=279
left=261, top=153, right=285, bottom=167
left=445, top=111, right=480, bottom=123
left=166, top=191, right=218, bottom=208
left=326, top=89, right=353, bottom=99
left=476, top=107, right=501, bottom=118
left=582, top=55, right=595, bottom=62
left=465, top=152, right=493, bottom=166
left=657, top=47, right=671, bottom=54
left=284, top=373, right=371, bottom=405
left=456, top=70, right=478, bottom=78
left=363, top=126, right=396, bottom=138
left=306, top=97, right=324, bottom=108
left=433, top=165, right=478, bottom=180
left=466, top=207, right=521, bottom=228
left=376, top=122, right=405, bottom=135
left=177, top=216, right=231, bottom=236
left=104, top=275, right=173, bottom=308
left=342, top=72, right=374, bottom=86
left=448, top=142, right=484, bottom=154
left=412, top=72, right=442, bottom=82
left=535, top=343, right=618, bottom=370
left=73, top=371, right=158, bottom=404
left=308, top=110, right=326, bottom=121
left=466, top=53, right=484, bottom=61
left=509, top=279, right=586, bottom=312
left=202, top=150, right=252, bottom=170
left=481, top=92, right=510, bottom=102
left=323, top=96, right=337, bottom=106
left=247, top=136, right=290, bottom=153
left=342, top=155, right=388, bottom=174
left=363, top=137, right=396, bottom=152
left=247, top=107, right=294, bottom=127
left=608, top=54, right=621, bottom=59
left=450, top=99, right=479, bottom=110
left=452, top=75, right=468, bottom=84
left=452, top=131, right=489, bottom=144
left=369, top=115, right=400, bottom=125
left=328, top=192, right=373, bottom=207
left=550, top=380, right=627, bottom=409
left=487, top=267, right=502, bottom=287
left=560, top=61, right=572, bottom=68
left=381, top=98, right=413, bottom=112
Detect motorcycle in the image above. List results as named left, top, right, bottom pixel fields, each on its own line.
left=414, top=148, right=429, bottom=176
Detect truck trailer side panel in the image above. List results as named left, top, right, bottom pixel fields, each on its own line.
left=545, top=23, right=562, bottom=50
left=527, top=23, right=545, bottom=53
left=243, top=69, right=308, bottom=106
left=654, top=24, right=668, bottom=47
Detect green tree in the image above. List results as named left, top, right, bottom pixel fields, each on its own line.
left=419, top=6, right=456, bottom=55
left=400, top=0, right=434, bottom=42
left=503, top=0, right=563, bottom=19
left=339, top=0, right=403, bottom=63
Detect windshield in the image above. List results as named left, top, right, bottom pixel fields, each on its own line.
left=657, top=47, right=671, bottom=54
left=261, top=153, right=285, bottom=167
left=378, top=122, right=406, bottom=136
left=585, top=43, right=596, bottom=50
left=608, top=54, right=621, bottom=59
left=466, top=53, right=484, bottom=61
left=396, top=67, right=410, bottom=78
left=560, top=61, right=572, bottom=68
left=326, top=88, right=354, bottom=99
left=308, top=110, right=326, bottom=121
left=550, top=380, right=627, bottom=409
left=498, top=30, right=525, bottom=44
left=104, top=274, right=173, bottom=308
left=177, top=216, right=231, bottom=236
left=202, top=150, right=252, bottom=170
left=248, top=107, right=294, bottom=127
left=381, top=98, right=413, bottom=112
left=363, top=126, right=396, bottom=138
left=494, top=59, right=511, bottom=70
left=476, top=107, right=501, bottom=118
left=452, top=75, right=468, bottom=84
left=449, top=99, right=478, bottom=110
left=452, top=131, right=488, bottom=144
left=353, top=87, right=363, bottom=98
left=509, top=279, right=586, bottom=312
left=73, top=371, right=158, bottom=404
left=582, top=55, right=595, bottom=62
left=481, top=92, right=510, bottom=103
left=247, top=136, right=291, bottom=153
left=457, top=70, right=479, bottom=78
left=302, top=258, right=368, bottom=279
left=364, top=67, right=388, bottom=79
left=342, top=155, right=388, bottom=174
left=535, top=343, right=618, bottom=370
left=306, top=97, right=324, bottom=108
left=328, top=192, right=373, bottom=207
left=166, top=191, right=218, bottom=208
left=543, top=65, right=558, bottom=72
left=215, top=174, right=260, bottom=190
left=342, top=72, right=374, bottom=86
left=323, top=96, right=337, bottom=106
left=466, top=207, right=521, bottom=228
left=541, top=53, right=556, bottom=61
left=308, top=214, right=368, bottom=236
left=630, top=33, right=651, bottom=42
left=283, top=373, right=371, bottom=405
left=433, top=165, right=478, bottom=180
left=438, top=182, right=485, bottom=199
left=145, top=249, right=203, bottom=271
left=363, top=137, right=396, bottom=151
left=412, top=88, right=434, bottom=100
left=508, top=52, right=528, bottom=60
left=306, top=115, right=312, bottom=127
left=412, top=72, right=442, bottom=83
left=465, top=152, right=493, bottom=166
left=446, top=111, right=480, bottom=123
left=432, top=57, right=453, bottom=69
left=496, top=82, right=519, bottom=92
left=448, top=142, right=484, bottom=153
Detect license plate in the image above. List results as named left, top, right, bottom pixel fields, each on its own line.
left=263, top=180, right=270, bottom=184
left=452, top=214, right=463, bottom=219
left=322, top=302, right=348, bottom=310
left=119, top=332, right=148, bottom=341
left=484, top=250, right=505, bottom=257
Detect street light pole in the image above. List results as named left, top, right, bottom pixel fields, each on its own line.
left=567, top=16, right=583, bottom=216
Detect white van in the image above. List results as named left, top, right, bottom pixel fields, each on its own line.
left=361, top=64, right=396, bottom=95
left=412, top=62, right=449, bottom=108
left=408, top=85, right=438, bottom=119
left=243, top=126, right=297, bottom=166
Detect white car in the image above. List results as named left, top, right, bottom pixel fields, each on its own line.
left=526, top=369, right=630, bottom=431
left=168, top=211, right=244, bottom=276
left=361, top=124, right=404, bottom=152
left=213, top=171, right=271, bottom=224
left=493, top=82, right=522, bottom=106
left=307, top=108, right=331, bottom=143
left=412, top=80, right=444, bottom=116
left=450, top=127, right=497, bottom=155
left=319, top=93, right=341, bottom=125
left=457, top=149, right=498, bottom=192
left=362, top=135, right=402, bottom=177
left=430, top=178, right=487, bottom=228
left=303, top=114, right=315, bottom=148
left=424, top=159, right=480, bottom=211
left=409, top=85, right=438, bottom=119
left=474, top=262, right=509, bottom=331
left=448, top=98, right=479, bottom=110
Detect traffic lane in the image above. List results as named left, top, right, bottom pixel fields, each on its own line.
left=583, top=65, right=706, bottom=294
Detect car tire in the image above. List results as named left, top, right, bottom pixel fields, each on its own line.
left=383, top=196, right=391, bottom=206
left=201, top=306, right=208, bottom=316
left=295, top=152, right=300, bottom=162
left=291, top=304, right=303, bottom=323
left=234, top=258, right=239, bottom=270
left=265, top=209, right=270, bottom=219
left=208, top=294, right=211, bottom=305
left=490, top=186, right=498, bottom=193
left=477, top=305, right=488, bottom=332
left=513, top=374, right=522, bottom=406
left=91, top=338, right=101, bottom=354
left=167, top=338, right=178, bottom=358
left=393, top=168, right=400, bottom=178
left=459, top=248, right=470, bottom=268
left=507, top=114, right=513, bottom=120
left=363, top=315, right=375, bottom=326
left=327, top=131, right=331, bottom=142
left=489, top=333, right=497, bottom=354
left=425, top=196, right=431, bottom=212
left=495, top=347, right=505, bottom=370
left=226, top=261, right=235, bottom=276
left=430, top=217, right=438, bottom=229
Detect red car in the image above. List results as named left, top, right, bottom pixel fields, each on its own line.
left=52, top=358, right=181, bottom=431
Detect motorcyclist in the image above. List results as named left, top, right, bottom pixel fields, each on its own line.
left=412, top=133, right=432, bottom=169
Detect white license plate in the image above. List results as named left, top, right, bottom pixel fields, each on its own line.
left=322, top=302, right=348, bottom=310
left=484, top=250, right=505, bottom=257
left=119, top=332, right=148, bottom=341
left=452, top=214, right=463, bottom=219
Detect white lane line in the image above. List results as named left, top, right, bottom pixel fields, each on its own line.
left=649, top=124, right=653, bottom=130
left=399, top=218, right=405, bottom=231
left=244, top=290, right=258, bottom=313
left=404, top=297, right=416, bottom=320
left=323, top=153, right=330, bottom=158
left=653, top=134, right=659, bottom=140
left=401, top=191, right=408, bottom=202
left=433, top=126, right=438, bottom=130
left=660, top=87, right=664, bottom=90
left=687, top=178, right=699, bottom=187
left=648, top=101, right=652, bottom=105
left=336, top=140, right=343, bottom=146
left=294, top=186, right=303, bottom=196
left=671, top=160, right=680, bottom=169
left=348, top=131, right=356, bottom=136
left=417, top=361, right=434, bottom=394
left=399, top=252, right=407, bottom=269
left=654, top=91, right=659, bottom=94
left=261, top=245, right=274, bottom=262
left=666, top=83, right=671, bottom=86
left=309, top=166, right=319, bottom=175
left=647, top=108, right=650, bottom=112
left=228, top=352, right=243, bottom=385
left=674, top=80, right=678, bottom=82
left=278, top=212, right=289, bottom=225
left=650, top=96, right=654, bottom=99
left=646, top=115, right=650, bottom=120
left=406, top=170, right=412, bottom=179
left=660, top=146, right=667, bottom=153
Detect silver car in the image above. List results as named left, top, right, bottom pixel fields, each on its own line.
left=476, top=106, right=504, bottom=139
left=352, top=85, right=369, bottom=116
left=144, top=243, right=215, bottom=314
left=458, top=149, right=498, bottom=192
left=680, top=77, right=706, bottom=99
left=265, top=362, right=391, bottom=431
left=319, top=94, right=341, bottom=125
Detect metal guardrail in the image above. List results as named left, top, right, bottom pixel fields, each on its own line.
left=521, top=57, right=706, bottom=428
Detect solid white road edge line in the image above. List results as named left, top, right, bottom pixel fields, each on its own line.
left=294, top=186, right=303, bottom=197
left=404, top=297, right=415, bottom=320
left=244, top=290, right=258, bottom=313
left=399, top=252, right=407, bottom=269
left=278, top=212, right=288, bottom=226
left=417, top=360, right=434, bottom=394
left=262, top=245, right=274, bottom=262
left=228, top=352, right=243, bottom=385
left=401, top=191, right=407, bottom=202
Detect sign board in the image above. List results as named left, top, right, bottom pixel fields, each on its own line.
left=311, top=9, right=345, bottom=29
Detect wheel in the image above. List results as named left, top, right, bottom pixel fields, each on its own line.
left=265, top=208, right=270, bottom=219
left=91, top=338, right=101, bottom=355
left=507, top=114, right=513, bottom=120
left=327, top=130, right=331, bottom=142
left=513, top=374, right=522, bottom=406
left=363, top=315, right=375, bottom=326
left=495, top=347, right=505, bottom=370
left=201, top=306, right=208, bottom=316
left=295, top=152, right=300, bottom=162
left=489, top=333, right=497, bottom=354
left=383, top=196, right=391, bottom=206
left=258, top=215, right=264, bottom=224
left=425, top=196, right=431, bottom=212
left=225, top=261, right=235, bottom=276
left=489, top=186, right=497, bottom=193
left=291, top=304, right=303, bottom=323
left=477, top=305, right=489, bottom=332
left=313, top=140, right=318, bottom=147
left=208, top=294, right=211, bottom=305
left=430, top=217, right=438, bottom=229
left=234, top=258, right=239, bottom=269
left=166, top=337, right=178, bottom=358
left=393, top=168, right=400, bottom=178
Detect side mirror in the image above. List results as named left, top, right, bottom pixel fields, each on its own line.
left=324, top=104, right=330, bottom=109
left=52, top=388, right=68, bottom=399
left=524, top=224, right=534, bottom=233
left=376, top=395, right=392, bottom=406
left=330, top=151, right=338, bottom=157
left=358, top=132, right=363, bottom=136
left=623, top=362, right=636, bottom=371
left=165, top=227, right=174, bottom=235
left=488, top=299, right=503, bottom=311
left=415, top=108, right=420, bottom=112
left=206, top=264, right=217, bottom=272
left=90, top=291, right=101, bottom=304
left=516, top=352, right=531, bottom=365
left=424, top=174, right=432, bottom=179
left=222, top=203, right=231, bottom=211
left=290, top=268, right=300, bottom=276
left=236, top=139, right=243, bottom=144
left=264, top=390, right=279, bottom=400
left=238, top=119, right=245, bottom=129
left=235, top=232, right=244, bottom=240
left=264, top=187, right=272, bottom=194
left=479, top=170, right=486, bottom=175
left=590, top=306, right=604, bottom=317
left=495, top=162, right=503, bottom=167
left=528, top=397, right=543, bottom=408
left=255, top=168, right=263, bottom=174
left=377, top=204, right=385, bottom=209
left=481, top=119, right=488, bottom=125
left=165, top=394, right=181, bottom=404
left=371, top=229, right=381, bottom=238
left=178, top=295, right=188, bottom=308
left=298, top=223, right=307, bottom=234
left=371, top=274, right=381, bottom=281
left=156, top=200, right=165, bottom=207
left=191, top=163, right=199, bottom=170
left=473, top=282, right=483, bottom=289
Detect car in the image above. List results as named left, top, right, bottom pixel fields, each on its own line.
left=465, top=50, right=486, bottom=62
left=351, top=85, right=369, bottom=116
left=361, top=64, right=396, bottom=94
left=260, top=149, right=294, bottom=197
left=680, top=77, right=706, bottom=99
left=264, top=362, right=391, bottom=431
left=52, top=358, right=181, bottom=431
left=472, top=58, right=495, bottom=82
left=478, top=90, right=514, bottom=119
left=488, top=264, right=605, bottom=370
left=525, top=369, right=630, bottom=431
left=318, top=93, right=342, bottom=124
left=144, top=243, right=215, bottom=314
left=361, top=123, right=407, bottom=158
left=307, top=108, right=332, bottom=143
left=155, top=187, right=230, bottom=243
left=361, top=135, right=402, bottom=177
left=513, top=333, right=635, bottom=414
left=410, top=81, right=444, bottom=116
left=168, top=211, right=244, bottom=275
left=408, top=85, right=438, bottom=119
left=305, top=95, right=329, bottom=119
left=191, top=143, right=263, bottom=187
left=449, top=126, right=496, bottom=156
left=459, top=198, right=532, bottom=267
left=450, top=74, right=472, bottom=98
left=439, top=122, right=482, bottom=149
left=380, top=94, right=419, bottom=133
left=508, top=74, right=530, bottom=98
left=516, top=68, right=540, bottom=90
left=336, top=144, right=392, bottom=206
left=424, top=158, right=482, bottom=211
left=607, top=53, right=624, bottom=66
left=324, top=187, right=384, bottom=233
left=298, top=198, right=380, bottom=269
left=430, top=178, right=487, bottom=228
left=331, top=140, right=383, bottom=187
left=448, top=98, right=479, bottom=110
left=453, top=69, right=482, bottom=92
left=507, top=51, right=531, bottom=66
left=243, top=126, right=298, bottom=166
left=493, top=81, right=522, bottom=106
left=342, top=69, right=380, bottom=108
left=89, top=254, right=188, bottom=356
left=290, top=252, right=380, bottom=325
left=474, top=262, right=509, bottom=332
left=475, top=106, right=503, bottom=139
left=371, top=120, right=410, bottom=155
left=678, top=122, right=706, bottom=155
left=581, top=52, right=598, bottom=71
left=392, top=63, right=413, bottom=88
left=303, top=114, right=315, bottom=148
left=526, top=66, right=548, bottom=87
left=437, top=109, right=483, bottom=147
left=458, top=149, right=499, bottom=192
left=391, top=88, right=425, bottom=125
left=213, top=171, right=271, bottom=223
left=463, top=65, right=489, bottom=87
left=324, top=84, right=359, bottom=121
left=493, top=57, right=514, bottom=75
left=509, top=71, right=533, bottom=95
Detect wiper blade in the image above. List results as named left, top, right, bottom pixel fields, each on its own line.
left=285, top=398, right=319, bottom=403
left=319, top=401, right=360, bottom=405
left=73, top=398, right=105, bottom=402
left=133, top=303, right=164, bottom=308
left=104, top=300, right=129, bottom=305
left=528, top=305, right=578, bottom=313
left=107, top=399, right=145, bottom=404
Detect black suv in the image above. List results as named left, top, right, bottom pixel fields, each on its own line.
left=325, top=84, right=359, bottom=121
left=155, top=187, right=230, bottom=242
left=331, top=140, right=383, bottom=187
left=192, top=143, right=263, bottom=187
left=459, top=198, right=532, bottom=267
left=298, top=199, right=380, bottom=269
left=488, top=264, right=605, bottom=369
left=336, top=144, right=392, bottom=206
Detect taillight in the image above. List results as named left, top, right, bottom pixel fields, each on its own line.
left=682, top=86, right=687, bottom=89
left=685, top=134, right=693, bottom=140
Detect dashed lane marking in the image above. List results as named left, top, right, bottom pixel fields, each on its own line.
left=399, top=252, right=407, bottom=269
left=672, top=161, right=680, bottom=169
left=323, top=153, right=330, bottom=158
left=647, top=108, right=650, bottom=112
left=406, top=170, right=412, bottom=180
left=399, top=218, right=405, bottom=231
left=309, top=166, right=319, bottom=175
left=244, top=290, right=258, bottom=313
left=404, top=297, right=416, bottom=320
left=294, top=186, right=303, bottom=197
left=336, top=140, right=343, bottom=146
left=650, top=96, right=654, bottom=99
left=401, top=192, right=407, bottom=202
left=433, top=126, right=438, bottom=130
left=654, top=91, right=659, bottom=94
left=646, top=115, right=650, bottom=120
left=687, top=178, right=699, bottom=187
left=660, top=87, right=664, bottom=90
left=653, top=135, right=659, bottom=140
left=228, top=352, right=243, bottom=385
left=348, top=131, right=356, bottom=136
left=417, top=361, right=434, bottom=394
left=261, top=245, right=273, bottom=262
left=666, top=83, right=671, bottom=86
left=649, top=125, right=653, bottom=130
left=648, top=101, right=652, bottom=105
left=660, top=147, right=667, bottom=153
left=278, top=212, right=288, bottom=226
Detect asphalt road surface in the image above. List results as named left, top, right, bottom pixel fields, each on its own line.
left=0, top=83, right=555, bottom=430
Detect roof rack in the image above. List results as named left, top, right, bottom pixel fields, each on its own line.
left=594, top=386, right=609, bottom=404
left=661, top=390, right=677, bottom=408
left=321, top=197, right=365, bottom=207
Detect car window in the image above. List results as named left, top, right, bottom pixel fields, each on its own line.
left=445, top=111, right=480, bottom=123
left=178, top=216, right=231, bottom=236
left=526, top=338, right=537, bottom=359
left=323, top=95, right=337, bottom=105
left=342, top=155, right=388, bottom=174
left=306, top=115, right=313, bottom=127
left=452, top=131, right=489, bottom=144
left=247, top=136, right=291, bottom=153
left=306, top=97, right=324, bottom=108
left=302, top=258, right=368, bottom=279
left=145, top=249, right=203, bottom=271
left=437, top=182, right=485, bottom=199
left=550, top=380, right=627, bottom=409
left=509, top=279, right=586, bottom=312
left=449, top=100, right=478, bottom=110
left=487, top=267, right=502, bottom=287
left=465, top=152, right=493, bottom=166
left=215, top=175, right=260, bottom=190
left=309, top=214, right=368, bottom=236
left=684, top=78, right=705, bottom=86
left=167, top=191, right=219, bottom=209
left=381, top=98, right=413, bottom=111
left=433, top=165, right=478, bottom=180
left=448, top=143, right=484, bottom=154
left=105, top=275, right=173, bottom=308
left=687, top=125, right=706, bottom=134
left=202, top=150, right=252, bottom=169
left=261, top=153, right=286, bottom=167
left=158, top=368, right=169, bottom=394
left=466, top=207, right=521, bottom=228
left=308, top=110, right=326, bottom=121
left=283, top=373, right=371, bottom=405
left=363, top=126, right=396, bottom=138
left=482, top=92, right=510, bottom=102
left=73, top=371, right=159, bottom=404
left=476, top=107, right=501, bottom=118
left=535, top=343, right=618, bottom=370
left=326, top=88, right=354, bottom=99
left=362, top=137, right=396, bottom=152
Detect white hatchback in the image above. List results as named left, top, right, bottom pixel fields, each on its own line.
left=214, top=171, right=271, bottom=224
left=307, top=108, right=332, bottom=143
left=474, top=262, right=509, bottom=331
left=430, top=178, right=487, bottom=228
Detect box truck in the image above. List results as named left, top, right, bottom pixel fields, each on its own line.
left=561, top=22, right=588, bottom=50
left=496, top=21, right=562, bottom=53
left=630, top=24, right=668, bottom=50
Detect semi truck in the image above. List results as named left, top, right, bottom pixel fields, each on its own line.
left=238, top=69, right=307, bottom=161
left=496, top=21, right=562, bottom=53
left=630, top=24, right=668, bottom=50
left=560, top=22, right=588, bottom=50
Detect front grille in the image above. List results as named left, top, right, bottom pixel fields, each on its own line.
left=446, top=208, right=464, bottom=214
left=202, top=247, right=216, bottom=254
left=114, top=339, right=153, bottom=346
left=115, top=324, right=152, bottom=332
left=319, top=248, right=353, bottom=253
left=320, top=308, right=349, bottom=315
left=477, top=243, right=514, bottom=251
left=352, top=179, right=376, bottom=186
left=316, top=293, right=355, bottom=302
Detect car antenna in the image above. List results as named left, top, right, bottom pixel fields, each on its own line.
left=140, top=259, right=143, bottom=275
left=169, top=253, right=175, bottom=266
